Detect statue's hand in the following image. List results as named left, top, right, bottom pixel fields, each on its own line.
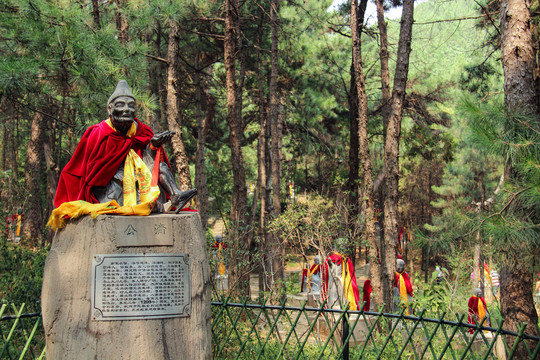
left=151, top=130, right=176, bottom=148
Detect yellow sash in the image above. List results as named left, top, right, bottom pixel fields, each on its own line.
left=217, top=243, right=226, bottom=276
left=105, top=119, right=160, bottom=207
left=477, top=296, right=486, bottom=320
left=16, top=215, right=22, bottom=236
left=397, top=272, right=409, bottom=315
left=307, top=264, right=320, bottom=290
left=336, top=253, right=357, bottom=311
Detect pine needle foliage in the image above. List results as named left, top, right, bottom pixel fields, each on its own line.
left=422, top=99, right=539, bottom=271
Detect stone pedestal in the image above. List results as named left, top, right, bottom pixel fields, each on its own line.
left=41, top=213, right=211, bottom=360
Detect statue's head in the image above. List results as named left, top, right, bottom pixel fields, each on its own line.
left=215, top=235, right=223, bottom=243
left=314, top=255, right=321, bottom=265
left=473, top=288, right=482, bottom=297
left=396, top=259, right=405, bottom=273
left=107, top=80, right=136, bottom=134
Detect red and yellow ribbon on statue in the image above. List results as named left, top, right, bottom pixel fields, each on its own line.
left=397, top=272, right=409, bottom=315
left=322, top=252, right=360, bottom=311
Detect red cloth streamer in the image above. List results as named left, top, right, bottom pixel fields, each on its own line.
left=362, top=279, right=372, bottom=311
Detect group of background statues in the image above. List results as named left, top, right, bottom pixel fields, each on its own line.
left=212, top=235, right=493, bottom=334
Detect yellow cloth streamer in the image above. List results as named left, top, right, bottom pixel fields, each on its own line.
left=47, top=200, right=156, bottom=230
left=477, top=296, right=486, bottom=320
left=397, top=272, right=409, bottom=315
left=338, top=253, right=358, bottom=311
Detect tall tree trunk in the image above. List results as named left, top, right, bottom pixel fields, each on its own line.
left=381, top=0, right=414, bottom=311
left=500, top=0, right=537, bottom=115
left=194, top=64, right=214, bottom=231
left=113, top=0, right=129, bottom=45
left=347, top=62, right=359, bottom=198
left=43, top=139, right=58, bottom=242
left=376, top=0, right=391, bottom=130
left=166, top=20, right=192, bottom=190
left=91, top=0, right=101, bottom=29
left=268, top=0, right=284, bottom=294
left=225, top=0, right=249, bottom=296
left=351, top=0, right=383, bottom=308
left=24, top=112, right=45, bottom=242
left=347, top=0, right=367, bottom=265
left=255, top=13, right=270, bottom=295
left=156, top=21, right=168, bottom=131
left=499, top=0, right=540, bottom=350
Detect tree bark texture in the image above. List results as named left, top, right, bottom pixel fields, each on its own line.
left=114, top=0, right=129, bottom=45
left=351, top=0, right=383, bottom=308
left=499, top=0, right=540, bottom=352
left=269, top=0, right=284, bottom=293
left=500, top=266, right=539, bottom=353
left=382, top=0, right=414, bottom=311
left=24, top=112, right=44, bottom=242
left=500, top=0, right=537, bottom=114
left=194, top=68, right=214, bottom=231
left=166, top=20, right=192, bottom=191
left=225, top=0, right=249, bottom=295
left=91, top=0, right=101, bottom=29
left=376, top=0, right=391, bottom=131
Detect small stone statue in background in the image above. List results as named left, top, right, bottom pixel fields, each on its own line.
left=301, top=263, right=310, bottom=293
left=308, top=255, right=322, bottom=295
left=211, top=235, right=228, bottom=291
left=322, top=238, right=360, bottom=310
left=467, top=287, right=491, bottom=334
left=393, top=259, right=413, bottom=315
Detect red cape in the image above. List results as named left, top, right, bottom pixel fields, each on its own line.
left=322, top=253, right=360, bottom=309
left=394, top=271, right=413, bottom=297
left=54, top=119, right=155, bottom=207
left=468, top=295, right=491, bottom=333
left=362, top=279, right=372, bottom=311
left=300, top=268, right=308, bottom=292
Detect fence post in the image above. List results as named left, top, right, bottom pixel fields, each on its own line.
left=342, top=311, right=349, bottom=360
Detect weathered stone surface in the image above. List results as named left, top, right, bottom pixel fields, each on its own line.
left=41, top=213, right=211, bottom=360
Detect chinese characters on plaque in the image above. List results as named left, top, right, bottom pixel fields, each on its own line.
left=91, top=253, right=190, bottom=321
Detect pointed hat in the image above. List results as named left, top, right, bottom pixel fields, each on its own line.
left=107, top=80, right=135, bottom=106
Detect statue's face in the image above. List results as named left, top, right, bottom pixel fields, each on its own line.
left=396, top=260, right=405, bottom=273
left=109, top=96, right=135, bottom=133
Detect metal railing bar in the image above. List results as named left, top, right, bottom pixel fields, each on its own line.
left=0, top=303, right=25, bottom=360
left=436, top=314, right=463, bottom=360
left=0, top=312, right=41, bottom=322
left=507, top=322, right=527, bottom=360
left=18, top=316, right=41, bottom=360
left=210, top=301, right=540, bottom=342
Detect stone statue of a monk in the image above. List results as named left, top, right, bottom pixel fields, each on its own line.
left=54, top=80, right=196, bottom=213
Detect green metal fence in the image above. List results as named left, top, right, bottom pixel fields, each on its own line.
left=2, top=301, right=539, bottom=359
left=211, top=299, right=540, bottom=360
left=0, top=304, right=45, bottom=360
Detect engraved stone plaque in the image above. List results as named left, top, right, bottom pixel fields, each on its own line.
left=91, top=253, right=190, bottom=321
left=114, top=216, right=174, bottom=247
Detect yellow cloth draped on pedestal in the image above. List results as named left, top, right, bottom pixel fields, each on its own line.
left=47, top=120, right=161, bottom=231
left=397, top=272, right=409, bottom=315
